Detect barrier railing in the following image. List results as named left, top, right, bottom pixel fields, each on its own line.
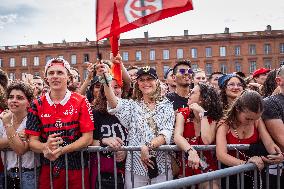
left=1, top=144, right=282, bottom=189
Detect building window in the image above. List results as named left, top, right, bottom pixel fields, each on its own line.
left=205, top=63, right=212, bottom=75
left=280, top=43, right=284, bottom=54
left=0, top=58, right=2, bottom=67
left=205, top=47, right=212, bottom=58
left=149, top=50, right=155, bottom=61
left=191, top=48, right=198, bottom=58
left=122, top=52, right=129, bottom=61
left=163, top=49, right=170, bottom=60
left=249, top=61, right=257, bottom=73
left=220, top=63, right=227, bottom=74
left=135, top=51, right=142, bottom=61
left=58, top=55, right=64, bottom=59
left=9, top=73, right=15, bottom=80
left=264, top=44, right=271, bottom=55
left=9, top=58, right=15, bottom=67
left=220, top=46, right=226, bottom=57
left=235, top=61, right=241, bottom=72
left=46, top=55, right=52, bottom=63
left=34, top=56, right=39, bottom=66
left=249, top=44, right=256, bottom=55
left=264, top=59, right=272, bottom=69
left=176, top=49, right=184, bottom=59
left=163, top=65, right=170, bottom=76
left=22, top=57, right=27, bottom=66
left=71, top=54, right=77, bottom=64
left=84, top=54, right=89, bottom=62
left=235, top=46, right=241, bottom=56
left=191, top=64, right=198, bottom=71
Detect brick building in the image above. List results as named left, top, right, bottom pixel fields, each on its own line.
left=1, top=26, right=284, bottom=80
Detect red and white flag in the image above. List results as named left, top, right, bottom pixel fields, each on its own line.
left=96, top=0, right=193, bottom=40
left=96, top=0, right=194, bottom=86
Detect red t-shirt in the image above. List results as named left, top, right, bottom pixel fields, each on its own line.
left=25, top=90, right=94, bottom=170
left=226, top=126, right=259, bottom=160
left=177, top=107, right=217, bottom=176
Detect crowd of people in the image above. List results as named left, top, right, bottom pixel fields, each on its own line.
left=0, top=54, right=283, bottom=189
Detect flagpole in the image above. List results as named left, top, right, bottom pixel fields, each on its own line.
left=96, top=41, right=109, bottom=87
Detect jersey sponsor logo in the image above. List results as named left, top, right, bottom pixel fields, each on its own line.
left=85, top=98, right=94, bottom=122
left=63, top=105, right=77, bottom=116
left=41, top=113, right=51, bottom=118
left=124, top=0, right=162, bottom=23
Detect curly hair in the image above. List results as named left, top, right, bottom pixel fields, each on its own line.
left=197, top=83, right=223, bottom=121
left=261, top=69, right=277, bottom=98
left=6, top=81, right=34, bottom=103
left=132, top=79, right=163, bottom=102
left=93, top=85, right=108, bottom=113
left=223, top=90, right=263, bottom=127
left=0, top=69, right=8, bottom=89
left=219, top=75, right=246, bottom=110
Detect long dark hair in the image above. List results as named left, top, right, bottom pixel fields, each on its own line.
left=197, top=83, right=223, bottom=121
left=93, top=85, right=108, bottom=113
left=261, top=69, right=277, bottom=98
left=219, top=76, right=246, bottom=110
left=223, top=90, right=263, bottom=127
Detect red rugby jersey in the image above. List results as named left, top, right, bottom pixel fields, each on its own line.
left=26, top=90, right=94, bottom=170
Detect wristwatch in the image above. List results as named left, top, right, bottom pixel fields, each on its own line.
left=145, top=142, right=155, bottom=150
left=199, top=111, right=208, bottom=119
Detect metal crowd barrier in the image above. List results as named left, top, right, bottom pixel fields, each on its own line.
left=1, top=144, right=283, bottom=189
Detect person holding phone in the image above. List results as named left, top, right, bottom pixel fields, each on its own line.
left=96, top=63, right=174, bottom=188
left=174, top=83, right=222, bottom=189
left=262, top=65, right=284, bottom=188
left=216, top=90, right=283, bottom=189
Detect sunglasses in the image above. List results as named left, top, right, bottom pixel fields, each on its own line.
left=178, top=68, right=193, bottom=75
left=195, top=77, right=206, bottom=80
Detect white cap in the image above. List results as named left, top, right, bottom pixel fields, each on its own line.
left=44, top=58, right=71, bottom=76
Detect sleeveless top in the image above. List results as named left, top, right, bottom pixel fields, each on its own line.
left=177, top=107, right=217, bottom=176
left=226, top=124, right=259, bottom=161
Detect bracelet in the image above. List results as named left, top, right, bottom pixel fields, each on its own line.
left=185, top=148, right=194, bottom=158
left=145, top=142, right=155, bottom=150
left=7, top=133, right=17, bottom=140
left=98, top=75, right=113, bottom=84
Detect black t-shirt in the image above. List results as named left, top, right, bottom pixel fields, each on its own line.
left=262, top=93, right=284, bottom=121
left=166, top=92, right=188, bottom=110
left=93, top=110, right=128, bottom=144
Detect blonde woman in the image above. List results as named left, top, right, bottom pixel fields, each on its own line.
left=96, top=64, right=174, bottom=188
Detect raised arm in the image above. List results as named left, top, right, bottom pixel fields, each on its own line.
left=96, top=62, right=118, bottom=109
left=79, top=62, right=95, bottom=95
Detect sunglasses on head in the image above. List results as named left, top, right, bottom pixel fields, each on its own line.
left=178, top=68, right=193, bottom=75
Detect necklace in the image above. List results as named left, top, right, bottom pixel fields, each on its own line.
left=232, top=127, right=241, bottom=143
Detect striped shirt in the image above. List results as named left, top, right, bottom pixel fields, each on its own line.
left=108, top=98, right=174, bottom=176
left=26, top=90, right=94, bottom=170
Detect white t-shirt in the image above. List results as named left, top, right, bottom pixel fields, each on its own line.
left=0, top=117, right=39, bottom=170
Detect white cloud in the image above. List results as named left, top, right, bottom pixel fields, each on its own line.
left=0, top=14, right=18, bottom=29
left=0, top=0, right=284, bottom=46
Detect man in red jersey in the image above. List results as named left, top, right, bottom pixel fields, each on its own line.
left=26, top=58, right=94, bottom=189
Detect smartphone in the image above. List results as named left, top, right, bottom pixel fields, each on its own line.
left=147, top=156, right=159, bottom=179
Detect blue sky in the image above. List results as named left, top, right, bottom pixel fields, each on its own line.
left=0, top=0, right=284, bottom=46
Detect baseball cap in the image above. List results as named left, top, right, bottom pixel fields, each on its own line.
left=218, top=73, right=237, bottom=88
left=252, top=68, right=270, bottom=78
left=44, top=58, right=71, bottom=76
left=136, top=66, right=158, bottom=79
